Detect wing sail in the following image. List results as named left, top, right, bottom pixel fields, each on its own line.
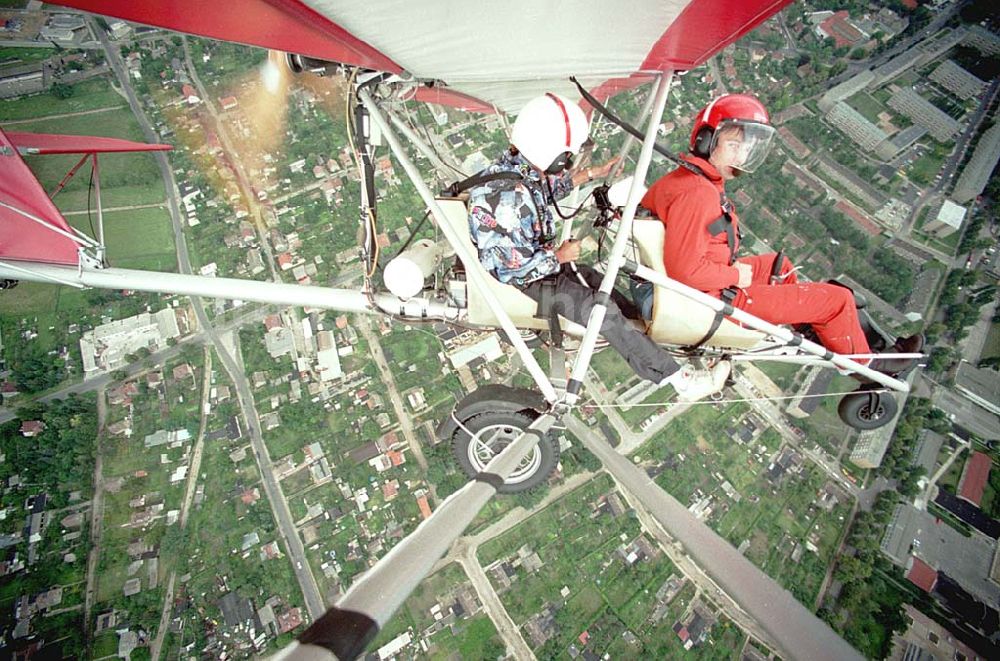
left=0, top=128, right=81, bottom=266
left=52, top=0, right=790, bottom=111
left=6, top=132, right=173, bottom=155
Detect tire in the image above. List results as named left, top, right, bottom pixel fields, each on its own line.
left=838, top=390, right=898, bottom=430
left=450, top=410, right=558, bottom=493
left=497, top=328, right=543, bottom=349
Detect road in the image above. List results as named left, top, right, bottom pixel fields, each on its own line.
left=900, top=76, right=1000, bottom=236
left=358, top=321, right=433, bottom=477
left=455, top=543, right=535, bottom=660
left=96, top=21, right=326, bottom=622
left=566, top=415, right=863, bottom=661
left=433, top=472, right=596, bottom=660
left=82, top=385, right=107, bottom=647
left=731, top=371, right=859, bottom=496
left=0, top=304, right=271, bottom=424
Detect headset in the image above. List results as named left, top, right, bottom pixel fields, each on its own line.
left=692, top=127, right=714, bottom=158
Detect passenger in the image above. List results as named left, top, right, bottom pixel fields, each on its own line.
left=641, top=94, right=921, bottom=375
left=467, top=93, right=729, bottom=399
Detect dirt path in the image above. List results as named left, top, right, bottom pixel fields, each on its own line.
left=83, top=385, right=108, bottom=645
left=1, top=105, right=126, bottom=125
left=151, top=347, right=213, bottom=660
left=61, top=203, right=166, bottom=216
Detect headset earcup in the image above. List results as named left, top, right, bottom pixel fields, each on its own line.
left=694, top=128, right=713, bottom=157
left=545, top=151, right=572, bottom=174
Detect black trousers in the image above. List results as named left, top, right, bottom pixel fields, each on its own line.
left=521, top=264, right=680, bottom=383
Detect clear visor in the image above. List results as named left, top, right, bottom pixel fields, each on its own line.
left=710, top=120, right=775, bottom=173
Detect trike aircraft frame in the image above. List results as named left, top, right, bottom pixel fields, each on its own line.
left=0, top=70, right=889, bottom=661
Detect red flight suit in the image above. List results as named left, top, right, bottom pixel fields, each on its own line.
left=640, top=155, right=871, bottom=358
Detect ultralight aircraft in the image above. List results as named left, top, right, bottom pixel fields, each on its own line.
left=0, top=1, right=919, bottom=659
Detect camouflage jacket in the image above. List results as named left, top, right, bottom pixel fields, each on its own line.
left=467, top=151, right=573, bottom=287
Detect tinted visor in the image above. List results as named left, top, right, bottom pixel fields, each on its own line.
left=710, top=120, right=775, bottom=173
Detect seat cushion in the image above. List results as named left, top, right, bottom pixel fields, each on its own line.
left=630, top=219, right=765, bottom=350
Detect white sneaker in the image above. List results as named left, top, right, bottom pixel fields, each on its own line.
left=669, top=362, right=731, bottom=402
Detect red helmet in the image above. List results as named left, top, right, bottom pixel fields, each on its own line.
left=690, top=94, right=774, bottom=173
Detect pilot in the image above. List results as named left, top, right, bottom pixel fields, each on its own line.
left=640, top=94, right=921, bottom=374
left=466, top=93, right=729, bottom=399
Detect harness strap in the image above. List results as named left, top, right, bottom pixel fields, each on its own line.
left=689, top=286, right=738, bottom=349
left=705, top=192, right=737, bottom=265
left=532, top=278, right=564, bottom=347
left=443, top=170, right=524, bottom=197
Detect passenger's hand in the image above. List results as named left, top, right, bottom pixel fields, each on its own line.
left=555, top=240, right=581, bottom=264
left=735, top=262, right=753, bottom=289
left=591, top=156, right=621, bottom=180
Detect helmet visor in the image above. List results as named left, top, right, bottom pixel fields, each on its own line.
left=710, top=120, right=775, bottom=173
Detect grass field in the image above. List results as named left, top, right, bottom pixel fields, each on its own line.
left=0, top=46, right=53, bottom=65
left=66, top=206, right=177, bottom=271
left=848, top=92, right=886, bottom=124
left=54, top=184, right=167, bottom=213
left=17, top=108, right=160, bottom=185
left=978, top=321, right=1000, bottom=362
left=0, top=77, right=126, bottom=121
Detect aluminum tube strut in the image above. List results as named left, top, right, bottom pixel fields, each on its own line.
left=92, top=153, right=106, bottom=264
left=630, top=263, right=912, bottom=391
left=0, top=200, right=100, bottom=248
left=565, top=73, right=673, bottom=402
left=0, top=262, right=459, bottom=318
left=276, top=413, right=560, bottom=661
left=357, top=88, right=558, bottom=403
left=385, top=106, right=465, bottom=177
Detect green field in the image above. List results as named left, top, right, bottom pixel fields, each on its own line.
left=848, top=92, right=886, bottom=124
left=0, top=46, right=54, bottom=65
left=67, top=207, right=177, bottom=271
left=0, top=77, right=126, bottom=121
left=981, top=321, right=1000, bottom=362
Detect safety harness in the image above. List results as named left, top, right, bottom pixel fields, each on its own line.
left=688, top=182, right=742, bottom=350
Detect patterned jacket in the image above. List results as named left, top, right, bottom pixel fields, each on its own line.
left=467, top=150, right=573, bottom=287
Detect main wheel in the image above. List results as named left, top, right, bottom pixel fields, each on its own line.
left=838, top=390, right=898, bottom=430
left=450, top=410, right=559, bottom=493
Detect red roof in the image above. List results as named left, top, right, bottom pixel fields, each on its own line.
left=277, top=607, right=303, bottom=634
left=263, top=314, right=282, bottom=331
left=182, top=83, right=197, bottom=98
left=958, top=451, right=992, bottom=507
left=387, top=449, right=405, bottom=467
left=905, top=556, right=938, bottom=593
left=835, top=200, right=881, bottom=236
left=416, top=494, right=432, bottom=520
left=819, top=11, right=863, bottom=48
left=219, top=95, right=238, bottom=109
left=20, top=420, right=45, bottom=435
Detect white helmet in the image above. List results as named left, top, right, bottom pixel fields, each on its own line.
left=511, top=93, right=589, bottom=173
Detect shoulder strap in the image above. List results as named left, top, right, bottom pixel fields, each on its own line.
left=443, top=171, right=524, bottom=197
left=705, top=192, right=737, bottom=265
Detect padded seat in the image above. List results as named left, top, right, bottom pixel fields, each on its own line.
left=435, top=197, right=587, bottom=334
left=629, top=219, right=765, bottom=350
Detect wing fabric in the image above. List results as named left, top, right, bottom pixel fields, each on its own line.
left=52, top=0, right=790, bottom=112
left=7, top=132, right=173, bottom=155
left=0, top=128, right=81, bottom=265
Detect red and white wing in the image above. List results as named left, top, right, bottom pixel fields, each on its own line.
left=0, top=128, right=171, bottom=265
left=51, top=0, right=789, bottom=111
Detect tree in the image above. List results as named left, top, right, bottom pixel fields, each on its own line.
left=50, top=81, right=74, bottom=99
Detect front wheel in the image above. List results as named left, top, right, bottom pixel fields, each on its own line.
left=450, top=410, right=558, bottom=493
left=838, top=389, right=897, bottom=430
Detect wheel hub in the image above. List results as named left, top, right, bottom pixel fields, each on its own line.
left=467, top=423, right=542, bottom=484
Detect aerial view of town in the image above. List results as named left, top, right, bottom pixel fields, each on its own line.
left=0, top=0, right=998, bottom=659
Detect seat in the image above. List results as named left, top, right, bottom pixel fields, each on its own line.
left=629, top=219, right=766, bottom=350
left=435, top=197, right=587, bottom=334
